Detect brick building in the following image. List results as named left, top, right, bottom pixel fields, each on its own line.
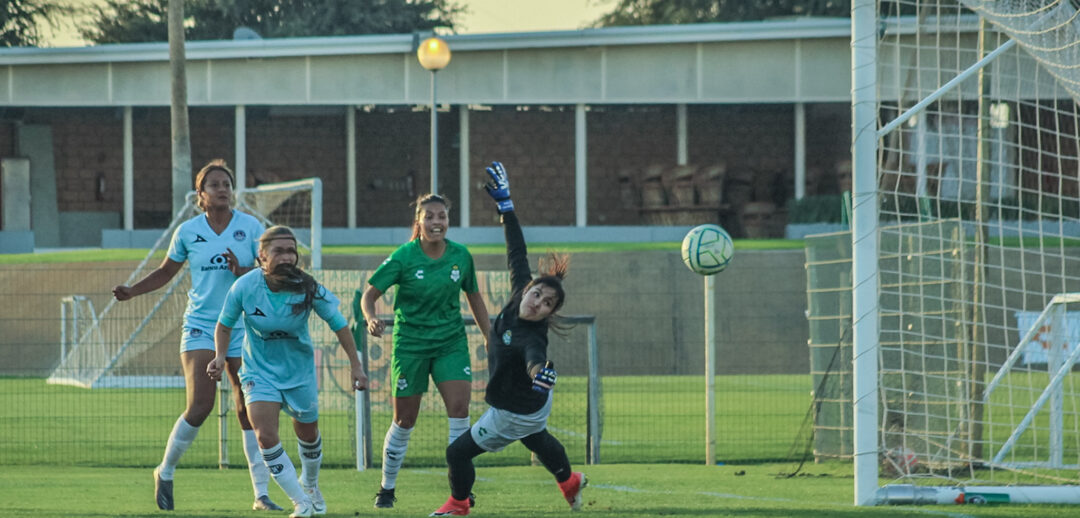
left=0, top=19, right=856, bottom=248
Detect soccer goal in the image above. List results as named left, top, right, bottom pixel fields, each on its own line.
left=853, top=0, right=1080, bottom=505
left=47, top=178, right=322, bottom=390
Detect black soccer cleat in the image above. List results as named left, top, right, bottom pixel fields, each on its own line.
left=153, top=466, right=174, bottom=510
left=469, top=492, right=476, bottom=508
left=374, top=487, right=396, bottom=509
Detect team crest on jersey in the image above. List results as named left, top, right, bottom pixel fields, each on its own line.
left=396, top=377, right=408, bottom=391
left=450, top=265, right=461, bottom=282
left=189, top=328, right=203, bottom=337
left=194, top=234, right=207, bottom=243
left=502, top=330, right=512, bottom=345
left=233, top=230, right=246, bottom=241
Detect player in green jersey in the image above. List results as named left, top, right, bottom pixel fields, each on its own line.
left=361, top=194, right=491, bottom=509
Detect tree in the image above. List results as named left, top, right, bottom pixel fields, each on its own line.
left=589, top=0, right=851, bottom=26
left=2, top=0, right=72, bottom=47
left=80, top=0, right=465, bottom=44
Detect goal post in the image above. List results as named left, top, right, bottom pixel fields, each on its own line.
left=48, top=177, right=323, bottom=390
left=854, top=0, right=1080, bottom=505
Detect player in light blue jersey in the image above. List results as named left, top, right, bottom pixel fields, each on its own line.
left=208, top=225, right=367, bottom=518
left=112, top=160, right=279, bottom=512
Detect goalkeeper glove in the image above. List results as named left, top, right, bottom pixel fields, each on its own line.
left=483, top=161, right=514, bottom=213
left=531, top=361, right=557, bottom=394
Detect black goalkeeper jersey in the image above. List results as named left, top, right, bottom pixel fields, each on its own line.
left=484, top=210, right=551, bottom=415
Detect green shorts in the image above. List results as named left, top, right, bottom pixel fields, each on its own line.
left=390, top=336, right=472, bottom=397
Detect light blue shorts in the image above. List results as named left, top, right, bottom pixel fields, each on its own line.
left=181, top=324, right=243, bottom=357
left=470, top=393, right=553, bottom=452
left=241, top=374, right=319, bottom=424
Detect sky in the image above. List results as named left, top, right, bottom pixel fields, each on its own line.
left=44, top=0, right=617, bottom=47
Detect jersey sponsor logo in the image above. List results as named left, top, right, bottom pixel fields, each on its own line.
left=201, top=253, right=231, bottom=272
left=396, top=377, right=408, bottom=391
left=194, top=234, right=207, bottom=243
left=265, top=330, right=293, bottom=341
left=252, top=307, right=266, bottom=317
left=233, top=230, right=246, bottom=241
left=415, top=269, right=424, bottom=279
left=450, top=265, right=461, bottom=282
left=502, top=330, right=512, bottom=346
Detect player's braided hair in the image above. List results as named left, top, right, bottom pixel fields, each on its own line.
left=409, top=193, right=452, bottom=241
left=194, top=159, right=236, bottom=212
left=259, top=225, right=322, bottom=315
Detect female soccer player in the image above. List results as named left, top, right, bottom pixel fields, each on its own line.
left=361, top=193, right=490, bottom=509
left=111, top=160, right=280, bottom=511
left=430, top=162, right=585, bottom=517
left=207, top=225, right=367, bottom=518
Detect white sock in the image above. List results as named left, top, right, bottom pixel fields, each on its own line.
left=448, top=417, right=470, bottom=445
left=158, top=416, right=199, bottom=480
left=380, top=423, right=412, bottom=489
left=261, top=443, right=307, bottom=506
left=243, top=429, right=271, bottom=498
left=297, top=433, right=322, bottom=489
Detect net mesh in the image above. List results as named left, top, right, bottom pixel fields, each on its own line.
left=48, top=181, right=319, bottom=389
left=872, top=0, right=1080, bottom=485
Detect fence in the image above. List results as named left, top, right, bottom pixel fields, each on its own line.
left=0, top=250, right=812, bottom=468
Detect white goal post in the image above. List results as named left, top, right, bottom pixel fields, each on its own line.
left=854, top=0, right=1080, bottom=506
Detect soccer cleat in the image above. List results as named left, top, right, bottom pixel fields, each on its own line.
left=289, top=499, right=315, bottom=518
left=374, top=486, right=396, bottom=509
left=469, top=492, right=476, bottom=508
left=253, top=494, right=284, bottom=511
left=429, top=495, right=470, bottom=516
left=153, top=466, right=174, bottom=510
left=303, top=485, right=326, bottom=515
left=558, top=472, right=587, bottom=511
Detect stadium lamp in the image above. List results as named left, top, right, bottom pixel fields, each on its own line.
left=417, top=36, right=451, bottom=193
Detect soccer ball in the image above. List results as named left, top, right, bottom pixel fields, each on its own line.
left=681, top=223, right=734, bottom=275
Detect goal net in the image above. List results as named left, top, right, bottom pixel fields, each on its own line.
left=47, top=178, right=322, bottom=389
left=854, top=0, right=1080, bottom=504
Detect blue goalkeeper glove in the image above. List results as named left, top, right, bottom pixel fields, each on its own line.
left=531, top=361, right=557, bottom=394
left=484, top=161, right=514, bottom=213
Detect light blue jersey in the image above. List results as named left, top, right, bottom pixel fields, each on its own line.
left=167, top=210, right=264, bottom=330
left=219, top=269, right=347, bottom=390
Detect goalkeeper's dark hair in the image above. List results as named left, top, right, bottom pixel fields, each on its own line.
left=259, top=225, right=322, bottom=315
left=194, top=159, right=236, bottom=212
left=410, top=193, right=451, bottom=241
left=525, top=253, right=570, bottom=331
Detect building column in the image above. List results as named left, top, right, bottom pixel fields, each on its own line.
left=575, top=103, right=587, bottom=227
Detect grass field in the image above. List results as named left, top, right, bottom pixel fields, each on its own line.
left=4, top=463, right=1078, bottom=517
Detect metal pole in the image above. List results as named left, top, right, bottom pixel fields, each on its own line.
left=347, top=106, right=357, bottom=228
left=587, top=320, right=601, bottom=464
left=704, top=274, right=716, bottom=465
left=852, top=0, right=881, bottom=506
left=430, top=71, right=439, bottom=194
left=794, top=102, right=806, bottom=200
left=123, top=107, right=133, bottom=230
left=459, top=106, right=470, bottom=228
left=575, top=103, right=587, bottom=227
left=235, top=105, right=246, bottom=193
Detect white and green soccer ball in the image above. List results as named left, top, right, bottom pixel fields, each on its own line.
left=681, top=223, right=734, bottom=275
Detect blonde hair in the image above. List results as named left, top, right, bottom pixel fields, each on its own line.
left=194, top=159, right=236, bottom=211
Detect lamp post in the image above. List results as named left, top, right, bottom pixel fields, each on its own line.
left=417, top=36, right=451, bottom=194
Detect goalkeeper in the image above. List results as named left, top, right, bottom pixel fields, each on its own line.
left=429, top=161, right=586, bottom=517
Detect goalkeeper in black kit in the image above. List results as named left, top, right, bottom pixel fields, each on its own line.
left=429, top=162, right=587, bottom=517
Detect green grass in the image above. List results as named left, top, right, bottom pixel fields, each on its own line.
left=0, top=239, right=802, bottom=264
left=1, top=375, right=808, bottom=468
left=3, top=464, right=1077, bottom=517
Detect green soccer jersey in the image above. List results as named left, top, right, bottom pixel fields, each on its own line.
left=368, top=238, right=479, bottom=343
